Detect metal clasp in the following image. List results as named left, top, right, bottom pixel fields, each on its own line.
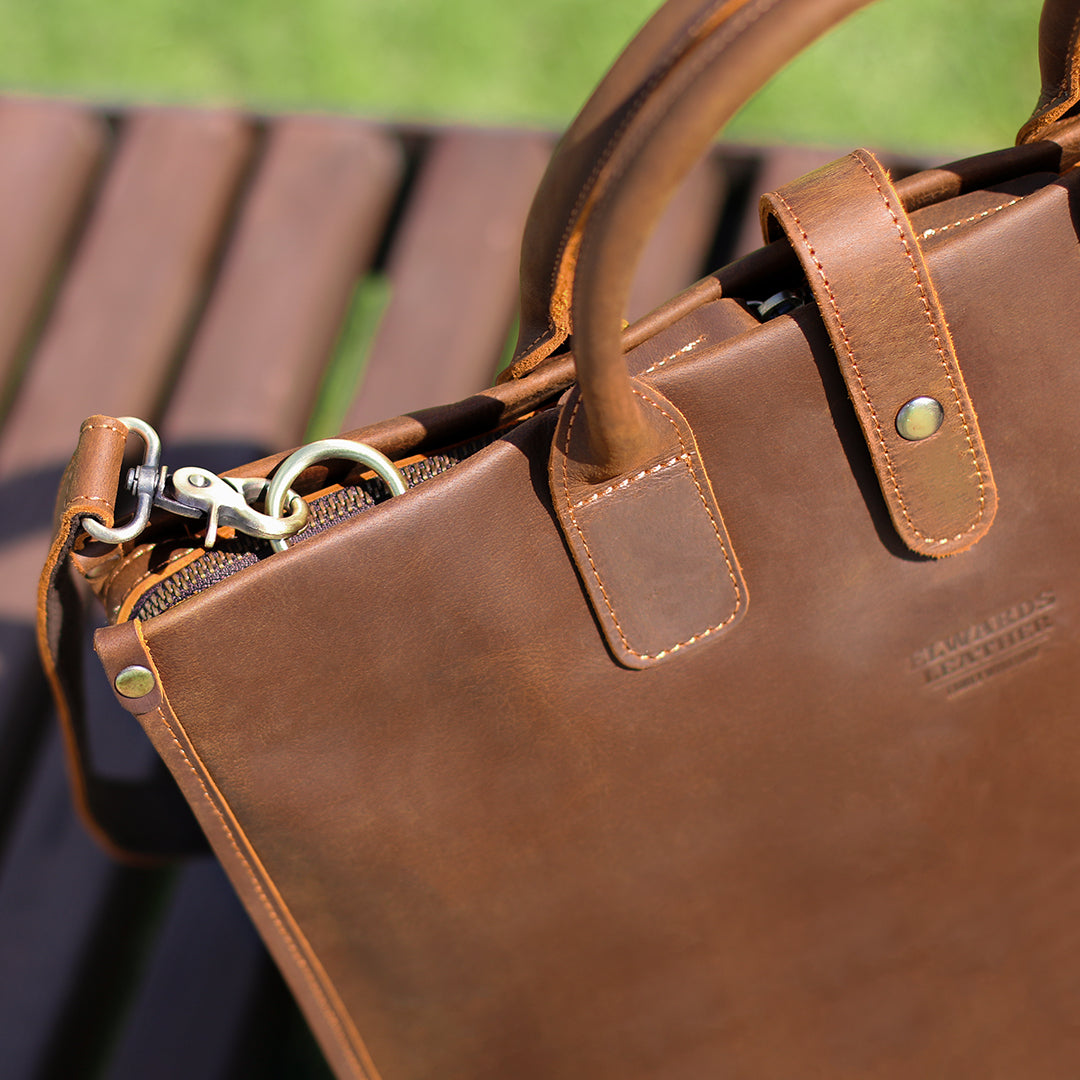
left=157, top=469, right=308, bottom=548
left=82, top=417, right=309, bottom=548
left=81, top=418, right=408, bottom=552
left=83, top=417, right=162, bottom=545
left=261, top=438, right=407, bottom=552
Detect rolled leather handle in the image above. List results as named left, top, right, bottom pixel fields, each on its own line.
left=1019, top=0, right=1080, bottom=143
left=512, top=0, right=1077, bottom=480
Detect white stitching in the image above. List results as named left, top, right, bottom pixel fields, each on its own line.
left=641, top=335, right=706, bottom=376
left=569, top=454, right=687, bottom=510
left=771, top=157, right=986, bottom=547
left=80, top=421, right=126, bottom=435
left=919, top=197, right=1021, bottom=239
left=852, top=152, right=987, bottom=542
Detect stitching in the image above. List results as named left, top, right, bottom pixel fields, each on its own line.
left=560, top=387, right=742, bottom=661
left=104, top=543, right=159, bottom=587
left=73, top=420, right=128, bottom=511
left=511, top=322, right=563, bottom=378
left=569, top=454, right=688, bottom=510
left=853, top=153, right=986, bottom=541
left=772, top=176, right=980, bottom=547
left=154, top=706, right=368, bottom=1069
left=80, top=421, right=126, bottom=435
left=919, top=197, right=1021, bottom=239
left=153, top=702, right=372, bottom=1077
left=772, top=189, right=918, bottom=532
left=641, top=335, right=706, bottom=376
left=139, top=649, right=374, bottom=1080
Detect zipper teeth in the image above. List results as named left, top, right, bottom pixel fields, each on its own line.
left=131, top=437, right=494, bottom=621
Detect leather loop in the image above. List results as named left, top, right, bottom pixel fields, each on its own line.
left=761, top=150, right=997, bottom=557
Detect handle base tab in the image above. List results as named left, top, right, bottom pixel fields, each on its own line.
left=550, top=379, right=747, bottom=669
left=761, top=149, right=997, bottom=558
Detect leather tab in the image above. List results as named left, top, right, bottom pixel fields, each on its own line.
left=761, top=149, right=997, bottom=558
left=52, top=414, right=129, bottom=532
left=550, top=379, right=746, bottom=668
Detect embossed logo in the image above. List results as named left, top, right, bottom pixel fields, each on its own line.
left=910, top=590, right=1056, bottom=697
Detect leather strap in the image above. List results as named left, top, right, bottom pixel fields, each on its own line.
left=760, top=150, right=997, bottom=557
left=510, top=0, right=865, bottom=387
left=509, top=0, right=870, bottom=478
left=37, top=416, right=206, bottom=860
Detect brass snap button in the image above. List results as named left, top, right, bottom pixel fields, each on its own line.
left=896, top=396, right=944, bottom=441
left=114, top=665, right=155, bottom=698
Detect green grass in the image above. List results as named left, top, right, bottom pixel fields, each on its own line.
left=0, top=0, right=1045, bottom=152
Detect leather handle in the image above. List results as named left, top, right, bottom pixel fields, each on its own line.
left=511, top=0, right=1078, bottom=481
left=566, top=0, right=871, bottom=478
left=509, top=0, right=879, bottom=478
left=1019, top=0, right=1080, bottom=143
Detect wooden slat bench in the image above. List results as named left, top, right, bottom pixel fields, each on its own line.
left=0, top=97, right=929, bottom=1077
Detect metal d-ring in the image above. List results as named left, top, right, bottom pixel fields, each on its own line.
left=83, top=416, right=163, bottom=545
left=263, top=438, right=407, bottom=553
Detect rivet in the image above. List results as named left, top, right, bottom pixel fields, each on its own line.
left=896, top=396, right=944, bottom=441
left=187, top=472, right=212, bottom=488
left=115, top=665, right=155, bottom=699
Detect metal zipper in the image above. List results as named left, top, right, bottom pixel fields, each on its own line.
left=130, top=437, right=494, bottom=620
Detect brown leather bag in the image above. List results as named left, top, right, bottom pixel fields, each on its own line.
left=39, top=0, right=1080, bottom=1076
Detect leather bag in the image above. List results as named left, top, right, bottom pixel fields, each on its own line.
left=38, top=0, right=1080, bottom=1075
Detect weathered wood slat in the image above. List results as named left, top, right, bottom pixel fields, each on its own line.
left=0, top=110, right=257, bottom=858
left=342, top=128, right=551, bottom=429
left=164, top=117, right=403, bottom=454
left=0, top=99, right=105, bottom=398
left=0, top=108, right=255, bottom=481
left=0, top=107, right=255, bottom=620
left=0, top=99, right=105, bottom=836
